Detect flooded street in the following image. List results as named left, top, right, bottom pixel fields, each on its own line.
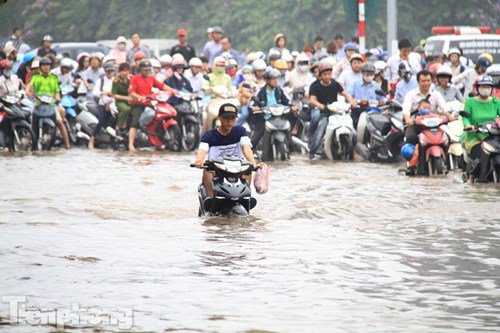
left=1, top=149, right=499, bottom=332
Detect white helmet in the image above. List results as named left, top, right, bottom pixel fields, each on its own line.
left=252, top=59, right=267, bottom=71
left=189, top=57, right=202, bottom=67
left=150, top=58, right=161, bottom=68
left=255, top=51, right=266, bottom=60
left=374, top=60, right=387, bottom=75
left=282, top=53, right=293, bottom=63
left=447, top=47, right=461, bottom=57
left=159, top=54, right=172, bottom=66
left=60, top=58, right=73, bottom=69
left=102, top=54, right=116, bottom=64
left=436, top=65, right=453, bottom=78
left=172, top=53, right=185, bottom=62
left=295, top=53, right=310, bottom=65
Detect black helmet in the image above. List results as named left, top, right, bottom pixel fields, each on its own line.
left=361, top=62, right=376, bottom=73
left=39, top=57, right=52, bottom=65
left=264, top=68, right=280, bottom=80
left=139, top=59, right=152, bottom=70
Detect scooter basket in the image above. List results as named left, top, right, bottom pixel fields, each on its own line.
left=139, top=107, right=155, bottom=127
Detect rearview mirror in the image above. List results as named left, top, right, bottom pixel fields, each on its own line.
left=459, top=111, right=471, bottom=118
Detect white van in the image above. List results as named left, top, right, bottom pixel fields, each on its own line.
left=424, top=26, right=500, bottom=64
left=97, top=38, right=178, bottom=59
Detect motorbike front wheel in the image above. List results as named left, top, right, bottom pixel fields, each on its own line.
left=11, top=125, right=35, bottom=152
left=428, top=156, right=444, bottom=176
left=165, top=125, right=182, bottom=152
left=182, top=122, right=200, bottom=151
left=39, top=125, right=56, bottom=151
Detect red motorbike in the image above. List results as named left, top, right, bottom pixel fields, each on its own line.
left=138, top=91, right=182, bottom=151
left=414, top=113, right=450, bottom=175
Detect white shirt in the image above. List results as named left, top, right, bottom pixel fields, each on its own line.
left=0, top=74, right=21, bottom=95
left=185, top=69, right=205, bottom=93
left=337, top=70, right=362, bottom=93
left=386, top=54, right=421, bottom=83
left=93, top=76, right=114, bottom=106
left=402, top=87, right=450, bottom=117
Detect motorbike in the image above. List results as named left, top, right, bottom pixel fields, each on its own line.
left=191, top=157, right=257, bottom=217
left=290, top=87, right=311, bottom=154
left=324, top=101, right=356, bottom=160
left=33, top=94, right=58, bottom=151
left=260, top=104, right=292, bottom=161
left=460, top=112, right=500, bottom=183
left=0, top=94, right=35, bottom=152
left=138, top=91, right=181, bottom=151
left=175, top=91, right=202, bottom=151
left=75, top=97, right=116, bottom=148
left=60, top=84, right=79, bottom=144
left=440, top=100, right=464, bottom=170
left=356, top=99, right=405, bottom=163
left=414, top=112, right=450, bottom=176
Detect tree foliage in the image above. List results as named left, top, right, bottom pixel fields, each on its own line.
left=0, top=0, right=498, bottom=52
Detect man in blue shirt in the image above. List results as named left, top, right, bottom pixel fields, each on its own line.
left=349, top=62, right=386, bottom=129
left=394, top=61, right=418, bottom=104
left=195, top=103, right=257, bottom=198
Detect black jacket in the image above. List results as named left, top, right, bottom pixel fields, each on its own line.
left=256, top=85, right=289, bottom=108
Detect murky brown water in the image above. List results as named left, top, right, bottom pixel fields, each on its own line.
left=1, top=149, right=499, bottom=332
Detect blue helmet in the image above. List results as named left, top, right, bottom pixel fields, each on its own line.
left=401, top=143, right=415, bottom=161
left=344, top=42, right=359, bottom=53
left=476, top=57, right=491, bottom=71
left=23, top=50, right=37, bottom=64
left=476, top=74, right=494, bottom=87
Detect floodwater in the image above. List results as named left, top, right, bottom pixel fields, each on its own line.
left=0, top=149, right=499, bottom=333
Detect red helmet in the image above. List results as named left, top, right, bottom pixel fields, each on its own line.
left=0, top=59, right=12, bottom=69
left=134, top=51, right=147, bottom=61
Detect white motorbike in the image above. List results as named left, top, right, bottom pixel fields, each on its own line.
left=324, top=101, right=356, bottom=160
left=440, top=100, right=464, bottom=170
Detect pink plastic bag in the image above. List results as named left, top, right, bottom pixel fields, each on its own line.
left=254, top=164, right=270, bottom=194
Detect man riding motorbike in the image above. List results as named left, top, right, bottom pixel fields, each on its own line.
left=394, top=61, right=418, bottom=104
left=434, top=66, right=464, bottom=102
left=308, top=62, right=356, bottom=159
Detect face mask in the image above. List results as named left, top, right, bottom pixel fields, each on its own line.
left=3, top=71, right=13, bottom=78
left=419, top=108, right=431, bottom=115
left=298, top=65, right=309, bottom=73
left=243, top=73, right=252, bottom=81
left=226, top=68, right=237, bottom=76
left=118, top=44, right=126, bottom=51
left=214, top=66, right=225, bottom=74
left=363, top=74, right=374, bottom=83
left=478, top=87, right=492, bottom=98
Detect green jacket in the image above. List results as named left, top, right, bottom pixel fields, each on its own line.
left=461, top=97, right=500, bottom=152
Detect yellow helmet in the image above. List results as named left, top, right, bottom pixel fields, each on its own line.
left=273, top=59, right=288, bottom=70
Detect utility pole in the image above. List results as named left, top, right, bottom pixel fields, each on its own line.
left=387, top=0, right=397, bottom=56
left=358, top=0, right=365, bottom=59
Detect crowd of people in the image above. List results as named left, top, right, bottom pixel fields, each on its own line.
left=1, top=26, right=499, bottom=183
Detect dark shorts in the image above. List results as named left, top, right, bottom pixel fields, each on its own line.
left=130, top=104, right=146, bottom=129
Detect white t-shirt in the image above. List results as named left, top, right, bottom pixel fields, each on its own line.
left=0, top=74, right=21, bottom=95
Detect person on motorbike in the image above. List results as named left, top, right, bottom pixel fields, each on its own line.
left=165, top=58, right=193, bottom=107
left=158, top=54, right=173, bottom=82
left=109, top=36, right=128, bottom=65
left=51, top=58, right=75, bottom=86
left=194, top=103, right=258, bottom=201
left=485, top=65, right=500, bottom=99
left=273, top=59, right=289, bottom=88
left=149, top=58, right=162, bottom=81
left=349, top=62, right=386, bottom=129
left=247, top=59, right=267, bottom=92
left=434, top=66, right=464, bottom=102
left=251, top=68, right=296, bottom=148
left=444, top=48, right=466, bottom=78
left=203, top=26, right=223, bottom=66
left=112, top=62, right=132, bottom=132
left=462, top=75, right=500, bottom=183
left=308, top=62, right=356, bottom=159
left=36, top=35, right=57, bottom=65
left=130, top=51, right=147, bottom=75
left=386, top=38, right=421, bottom=84
left=403, top=70, right=452, bottom=175
left=213, top=36, right=240, bottom=63
left=394, top=61, right=418, bottom=104
left=184, top=57, right=204, bottom=94
left=89, top=63, right=117, bottom=150
left=374, top=60, right=389, bottom=95
left=25, top=58, right=40, bottom=85
left=333, top=42, right=358, bottom=79
left=0, top=60, right=21, bottom=95
left=202, top=56, right=232, bottom=98
left=452, top=56, right=491, bottom=98
left=337, top=53, right=363, bottom=93
left=226, top=58, right=240, bottom=87
left=273, top=33, right=291, bottom=61
left=26, top=57, right=70, bottom=149
left=127, top=59, right=178, bottom=152
left=285, top=53, right=311, bottom=96
left=82, top=54, right=104, bottom=99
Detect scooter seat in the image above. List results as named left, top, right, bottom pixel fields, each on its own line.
left=369, top=113, right=391, bottom=135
